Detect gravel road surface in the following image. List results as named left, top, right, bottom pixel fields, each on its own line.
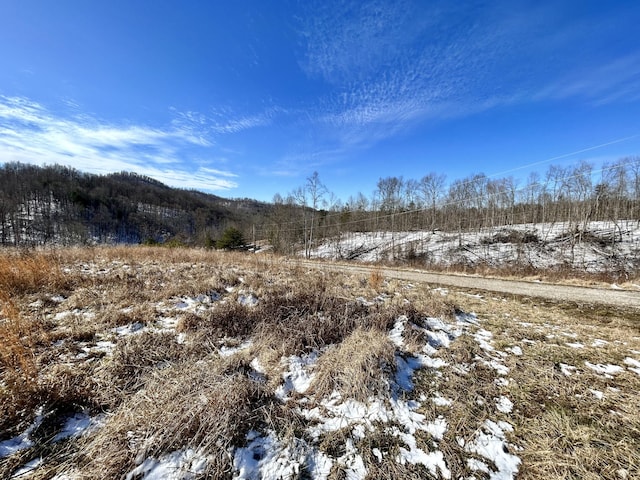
left=294, top=260, right=640, bottom=311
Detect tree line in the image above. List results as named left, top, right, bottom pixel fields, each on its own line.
left=263, top=157, right=640, bottom=256
left=2, top=158, right=639, bottom=253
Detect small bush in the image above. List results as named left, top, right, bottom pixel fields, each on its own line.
left=216, top=227, right=246, bottom=250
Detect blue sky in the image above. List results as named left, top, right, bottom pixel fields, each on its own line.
left=1, top=1, right=639, bottom=202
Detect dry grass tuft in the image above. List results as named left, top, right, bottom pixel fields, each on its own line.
left=78, top=359, right=269, bottom=479
left=0, top=249, right=68, bottom=295
left=310, top=327, right=395, bottom=402
left=97, top=330, right=196, bottom=404
left=368, top=266, right=384, bottom=290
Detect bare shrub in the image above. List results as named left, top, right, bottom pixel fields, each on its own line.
left=253, top=292, right=396, bottom=358
left=481, top=229, right=539, bottom=245
left=196, top=301, right=256, bottom=338
left=0, top=293, right=41, bottom=435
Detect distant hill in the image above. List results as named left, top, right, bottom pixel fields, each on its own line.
left=0, top=162, right=272, bottom=246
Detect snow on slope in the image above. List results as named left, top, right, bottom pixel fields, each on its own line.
left=309, top=220, right=640, bottom=273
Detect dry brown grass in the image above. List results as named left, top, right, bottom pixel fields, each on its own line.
left=310, top=327, right=395, bottom=402
left=0, top=249, right=68, bottom=295
left=369, top=266, right=384, bottom=290
left=438, top=288, right=640, bottom=480
left=77, top=358, right=270, bottom=479
left=0, top=291, right=51, bottom=436
left=2, top=245, right=638, bottom=479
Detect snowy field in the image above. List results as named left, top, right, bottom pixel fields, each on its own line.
left=1, top=248, right=638, bottom=479
left=309, top=220, right=640, bottom=274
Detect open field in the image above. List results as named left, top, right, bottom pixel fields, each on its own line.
left=1, top=247, right=639, bottom=479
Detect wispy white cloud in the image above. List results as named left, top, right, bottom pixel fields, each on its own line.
left=206, top=106, right=285, bottom=135
left=293, top=1, right=528, bottom=152
left=0, top=96, right=239, bottom=191
left=534, top=53, right=640, bottom=105
left=293, top=0, right=638, bottom=157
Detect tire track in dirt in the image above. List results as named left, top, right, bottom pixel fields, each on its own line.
left=293, top=260, right=640, bottom=311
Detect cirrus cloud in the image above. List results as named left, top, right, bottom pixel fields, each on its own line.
left=0, top=95, right=238, bottom=192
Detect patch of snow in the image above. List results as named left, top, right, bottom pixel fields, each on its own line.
left=456, top=311, right=479, bottom=326
left=432, top=393, right=453, bottom=407
left=560, top=331, right=578, bottom=339
left=426, top=330, right=452, bottom=349
left=565, top=342, right=584, bottom=349
left=156, top=316, right=179, bottom=330
left=592, top=339, right=609, bottom=347
left=425, top=417, right=448, bottom=441
left=496, top=396, right=514, bottom=414
left=460, top=292, right=484, bottom=299
left=275, top=351, right=320, bottom=400
left=250, top=358, right=265, bottom=374
left=474, top=329, right=494, bottom=352
left=624, top=357, right=640, bottom=376
left=302, top=392, right=429, bottom=441
left=388, top=317, right=406, bottom=347
left=476, top=356, right=510, bottom=376
left=506, top=346, right=522, bottom=356
left=465, top=420, right=520, bottom=480
left=10, top=457, right=43, bottom=478
left=624, top=357, right=640, bottom=368
left=467, top=457, right=490, bottom=474
left=337, top=439, right=367, bottom=480
left=589, top=389, right=604, bottom=400
left=584, top=361, right=624, bottom=378
left=218, top=340, right=253, bottom=358
left=54, top=411, right=103, bottom=442
left=125, top=448, right=207, bottom=480
left=355, top=297, right=374, bottom=306
left=238, top=293, right=259, bottom=307
left=113, top=321, right=145, bottom=336
left=417, top=355, right=448, bottom=369
left=559, top=364, right=577, bottom=376
left=394, top=355, right=422, bottom=392
left=371, top=448, right=383, bottom=463
left=0, top=407, right=44, bottom=458
left=393, top=428, right=451, bottom=479
left=233, top=430, right=314, bottom=480
left=495, top=378, right=509, bottom=387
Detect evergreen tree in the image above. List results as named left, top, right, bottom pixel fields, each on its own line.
left=216, top=226, right=245, bottom=250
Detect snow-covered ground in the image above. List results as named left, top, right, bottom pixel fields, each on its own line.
left=309, top=220, right=640, bottom=273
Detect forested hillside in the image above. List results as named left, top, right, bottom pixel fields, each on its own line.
left=0, top=163, right=270, bottom=246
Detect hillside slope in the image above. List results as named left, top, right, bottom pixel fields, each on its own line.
left=0, top=163, right=271, bottom=246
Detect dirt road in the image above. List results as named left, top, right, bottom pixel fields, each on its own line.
left=294, top=260, right=640, bottom=311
